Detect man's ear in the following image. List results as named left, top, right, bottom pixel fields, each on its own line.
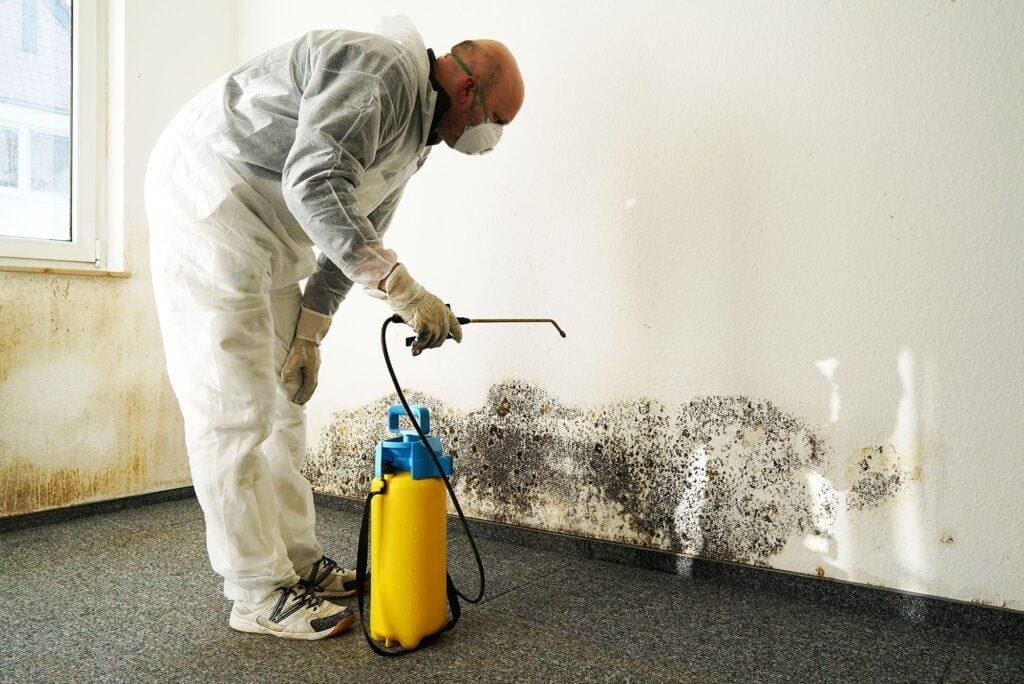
left=458, top=77, right=477, bottom=103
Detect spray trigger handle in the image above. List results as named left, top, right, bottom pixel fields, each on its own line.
left=402, top=305, right=467, bottom=349
left=404, top=316, right=470, bottom=348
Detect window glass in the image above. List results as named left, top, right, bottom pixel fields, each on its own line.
left=0, top=126, right=17, bottom=188
left=30, top=131, right=70, bottom=193
left=0, top=0, right=73, bottom=240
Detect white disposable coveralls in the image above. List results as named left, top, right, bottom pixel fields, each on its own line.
left=145, top=17, right=436, bottom=603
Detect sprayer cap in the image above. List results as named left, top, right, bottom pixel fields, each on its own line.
left=375, top=404, right=453, bottom=479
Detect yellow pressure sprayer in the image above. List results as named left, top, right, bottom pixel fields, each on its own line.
left=355, top=312, right=566, bottom=656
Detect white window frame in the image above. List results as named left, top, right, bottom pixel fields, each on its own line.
left=0, top=0, right=107, bottom=271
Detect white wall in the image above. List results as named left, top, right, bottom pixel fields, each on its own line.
left=0, top=1, right=238, bottom=515
left=5, top=0, right=1017, bottom=614
left=236, top=1, right=1024, bottom=610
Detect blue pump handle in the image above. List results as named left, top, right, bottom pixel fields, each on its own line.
left=388, top=404, right=430, bottom=434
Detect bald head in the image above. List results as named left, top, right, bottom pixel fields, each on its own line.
left=434, top=39, right=525, bottom=149
left=451, top=39, right=524, bottom=122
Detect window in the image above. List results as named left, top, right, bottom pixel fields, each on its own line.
left=0, top=126, right=17, bottom=187
left=30, top=131, right=71, bottom=194
left=0, top=0, right=106, bottom=269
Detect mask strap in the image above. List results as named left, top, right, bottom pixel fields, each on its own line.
left=451, top=51, right=473, bottom=77
left=451, top=51, right=492, bottom=123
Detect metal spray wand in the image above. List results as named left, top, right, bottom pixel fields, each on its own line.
left=404, top=314, right=567, bottom=354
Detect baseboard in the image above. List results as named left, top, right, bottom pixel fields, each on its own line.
left=314, top=492, right=1024, bottom=642
left=0, top=486, right=196, bottom=533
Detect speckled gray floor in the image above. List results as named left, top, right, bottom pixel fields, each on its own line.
left=2, top=498, right=1021, bottom=683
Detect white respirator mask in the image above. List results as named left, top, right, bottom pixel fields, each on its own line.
left=451, top=52, right=503, bottom=155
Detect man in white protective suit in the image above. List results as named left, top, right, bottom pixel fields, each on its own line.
left=144, top=16, right=524, bottom=640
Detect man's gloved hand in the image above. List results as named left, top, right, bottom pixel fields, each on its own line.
left=381, top=264, right=462, bottom=355
left=281, top=307, right=332, bottom=405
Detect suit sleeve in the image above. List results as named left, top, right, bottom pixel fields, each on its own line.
left=300, top=183, right=408, bottom=315
left=282, top=41, right=406, bottom=291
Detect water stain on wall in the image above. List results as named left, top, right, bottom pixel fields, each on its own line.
left=308, top=380, right=913, bottom=564
left=0, top=272, right=189, bottom=517
left=0, top=451, right=148, bottom=514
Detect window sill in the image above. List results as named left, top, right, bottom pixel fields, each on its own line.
left=0, top=261, right=130, bottom=278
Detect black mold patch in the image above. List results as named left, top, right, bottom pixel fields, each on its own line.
left=845, top=445, right=919, bottom=510
left=305, top=380, right=905, bottom=564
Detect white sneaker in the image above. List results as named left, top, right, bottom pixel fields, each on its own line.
left=298, top=555, right=362, bottom=599
left=229, top=583, right=354, bottom=640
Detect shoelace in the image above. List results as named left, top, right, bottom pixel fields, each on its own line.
left=269, top=584, right=324, bottom=623
left=305, top=555, right=340, bottom=590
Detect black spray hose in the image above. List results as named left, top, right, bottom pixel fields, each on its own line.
left=380, top=315, right=486, bottom=604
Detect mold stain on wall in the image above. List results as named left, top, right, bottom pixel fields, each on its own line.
left=0, top=273, right=189, bottom=517
left=307, top=380, right=918, bottom=565
left=0, top=451, right=147, bottom=514
left=845, top=444, right=921, bottom=510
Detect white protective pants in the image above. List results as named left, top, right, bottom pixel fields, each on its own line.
left=145, top=123, right=324, bottom=604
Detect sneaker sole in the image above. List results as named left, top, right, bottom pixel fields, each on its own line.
left=228, top=612, right=355, bottom=640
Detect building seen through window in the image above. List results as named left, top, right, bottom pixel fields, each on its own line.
left=0, top=0, right=72, bottom=241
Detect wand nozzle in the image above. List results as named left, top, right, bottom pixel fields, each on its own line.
left=461, top=317, right=567, bottom=338
left=400, top=313, right=567, bottom=352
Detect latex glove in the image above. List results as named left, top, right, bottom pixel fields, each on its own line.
left=381, top=264, right=462, bottom=355
left=280, top=307, right=331, bottom=405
